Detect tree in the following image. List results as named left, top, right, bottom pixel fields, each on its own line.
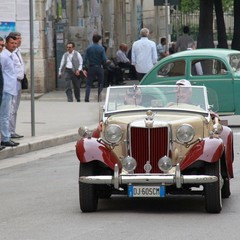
left=180, top=0, right=199, bottom=12
left=180, top=0, right=232, bottom=48
left=231, top=0, right=240, bottom=50
left=214, top=0, right=228, bottom=48
left=197, top=0, right=214, bottom=48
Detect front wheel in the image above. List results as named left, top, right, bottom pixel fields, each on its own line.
left=204, top=161, right=222, bottom=213
left=79, top=162, right=98, bottom=212
left=222, top=177, right=231, bottom=199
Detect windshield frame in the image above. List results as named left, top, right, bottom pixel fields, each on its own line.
left=103, top=85, right=210, bottom=118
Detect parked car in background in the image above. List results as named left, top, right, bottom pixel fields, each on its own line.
left=76, top=85, right=234, bottom=213
left=140, top=49, right=240, bottom=115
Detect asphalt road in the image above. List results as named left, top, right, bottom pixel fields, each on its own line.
left=0, top=129, right=240, bottom=240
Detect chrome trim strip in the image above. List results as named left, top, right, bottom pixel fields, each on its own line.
left=79, top=174, right=217, bottom=189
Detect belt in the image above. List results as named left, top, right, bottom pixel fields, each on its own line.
left=89, top=64, right=102, bottom=67
left=65, top=67, right=72, bottom=70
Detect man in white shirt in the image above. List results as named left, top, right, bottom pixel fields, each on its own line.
left=59, top=41, right=86, bottom=102
left=8, top=32, right=25, bottom=139
left=0, top=35, right=19, bottom=147
left=131, top=28, right=158, bottom=81
left=116, top=44, right=129, bottom=65
left=116, top=43, right=136, bottom=80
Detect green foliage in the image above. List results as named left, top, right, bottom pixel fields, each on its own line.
left=179, top=0, right=233, bottom=13
left=222, top=0, right=233, bottom=11
left=179, top=0, right=199, bottom=13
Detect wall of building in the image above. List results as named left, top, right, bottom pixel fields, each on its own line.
left=3, top=0, right=232, bottom=93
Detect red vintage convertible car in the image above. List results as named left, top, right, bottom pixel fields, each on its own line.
left=76, top=84, right=234, bottom=213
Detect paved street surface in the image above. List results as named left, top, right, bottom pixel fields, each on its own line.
left=0, top=82, right=240, bottom=240
left=0, top=81, right=240, bottom=160
left=0, top=139, right=240, bottom=240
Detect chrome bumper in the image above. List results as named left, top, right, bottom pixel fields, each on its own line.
left=79, top=164, right=218, bottom=189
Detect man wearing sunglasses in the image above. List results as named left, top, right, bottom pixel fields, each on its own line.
left=59, top=41, right=86, bottom=102
left=0, top=35, right=19, bottom=147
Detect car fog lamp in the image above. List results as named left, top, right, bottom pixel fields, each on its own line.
left=122, top=156, right=137, bottom=173
left=213, top=123, right=223, bottom=134
left=158, top=156, right=172, bottom=172
left=176, top=124, right=195, bottom=143
left=104, top=124, right=123, bottom=144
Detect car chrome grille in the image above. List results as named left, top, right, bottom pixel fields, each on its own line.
left=130, top=127, right=169, bottom=173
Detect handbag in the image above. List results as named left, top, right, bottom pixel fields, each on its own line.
left=21, top=74, right=28, bottom=90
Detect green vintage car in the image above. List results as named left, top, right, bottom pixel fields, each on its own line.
left=140, top=49, right=240, bottom=115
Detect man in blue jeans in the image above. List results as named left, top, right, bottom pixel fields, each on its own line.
left=0, top=35, right=19, bottom=147
left=83, top=34, right=110, bottom=102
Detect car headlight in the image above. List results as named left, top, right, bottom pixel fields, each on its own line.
left=176, top=124, right=195, bottom=143
left=122, top=156, right=137, bottom=173
left=158, top=156, right=172, bottom=172
left=104, top=124, right=123, bottom=144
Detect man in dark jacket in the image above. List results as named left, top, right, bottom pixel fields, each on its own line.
left=83, top=34, right=110, bottom=102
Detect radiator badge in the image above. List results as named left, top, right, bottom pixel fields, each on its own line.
left=144, top=161, right=152, bottom=173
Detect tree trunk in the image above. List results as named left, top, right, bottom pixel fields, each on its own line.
left=214, top=0, right=228, bottom=49
left=232, top=0, right=240, bottom=50
left=197, top=0, right=215, bottom=48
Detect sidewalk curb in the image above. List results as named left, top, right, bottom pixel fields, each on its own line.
left=0, top=123, right=97, bottom=160
left=0, top=131, right=78, bottom=160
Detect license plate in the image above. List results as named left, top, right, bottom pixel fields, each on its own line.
left=128, top=185, right=166, bottom=198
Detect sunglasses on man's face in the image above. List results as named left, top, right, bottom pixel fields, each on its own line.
left=0, top=44, right=4, bottom=47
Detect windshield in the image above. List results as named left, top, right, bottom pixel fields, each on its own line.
left=105, top=85, right=209, bottom=114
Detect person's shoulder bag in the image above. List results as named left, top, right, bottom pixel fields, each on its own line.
left=21, top=74, right=28, bottom=90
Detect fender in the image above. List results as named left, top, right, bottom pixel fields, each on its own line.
left=76, top=137, right=121, bottom=170
left=220, top=126, right=234, bottom=178
left=180, top=137, right=224, bottom=170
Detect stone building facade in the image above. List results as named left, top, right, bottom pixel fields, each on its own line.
left=0, top=0, right=170, bottom=93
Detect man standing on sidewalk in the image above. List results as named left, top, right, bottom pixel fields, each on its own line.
left=58, top=41, right=85, bottom=102
left=131, top=28, right=158, bottom=81
left=0, top=35, right=19, bottom=147
left=83, top=34, right=109, bottom=102
left=8, top=32, right=25, bottom=139
left=175, top=26, right=195, bottom=52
